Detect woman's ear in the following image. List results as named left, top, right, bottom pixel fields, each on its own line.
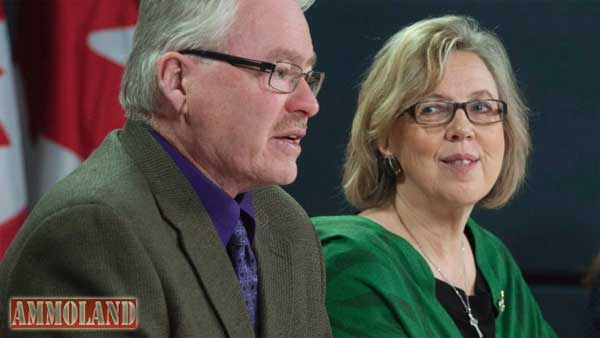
left=156, top=51, right=189, bottom=116
left=377, top=136, right=393, bottom=158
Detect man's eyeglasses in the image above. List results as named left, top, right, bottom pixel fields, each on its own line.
left=179, top=49, right=325, bottom=96
left=402, top=99, right=507, bottom=126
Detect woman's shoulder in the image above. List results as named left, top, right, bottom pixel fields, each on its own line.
left=467, top=218, right=513, bottom=257
left=467, top=218, right=525, bottom=282
left=312, top=214, right=372, bottom=225
left=314, top=215, right=421, bottom=285
left=312, top=215, right=393, bottom=247
left=312, top=214, right=416, bottom=266
left=313, top=214, right=377, bottom=232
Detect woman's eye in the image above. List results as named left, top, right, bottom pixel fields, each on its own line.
left=419, top=103, right=447, bottom=114
left=471, top=101, right=492, bottom=113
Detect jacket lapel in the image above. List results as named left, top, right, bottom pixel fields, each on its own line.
left=119, top=121, right=254, bottom=338
left=253, top=191, right=294, bottom=338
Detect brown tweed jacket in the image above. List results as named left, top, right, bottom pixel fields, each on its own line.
left=0, top=121, right=331, bottom=338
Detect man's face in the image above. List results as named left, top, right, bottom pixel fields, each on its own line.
left=178, top=0, right=319, bottom=196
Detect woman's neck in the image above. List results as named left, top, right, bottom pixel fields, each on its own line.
left=359, top=191, right=477, bottom=294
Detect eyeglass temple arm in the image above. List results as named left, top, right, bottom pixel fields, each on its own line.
left=179, top=49, right=274, bottom=72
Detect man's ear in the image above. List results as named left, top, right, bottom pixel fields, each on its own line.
left=156, top=51, right=190, bottom=115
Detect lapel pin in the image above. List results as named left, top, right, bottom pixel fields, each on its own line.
left=498, top=290, right=506, bottom=312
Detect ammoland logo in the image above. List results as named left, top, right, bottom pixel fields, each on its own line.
left=9, top=297, right=137, bottom=330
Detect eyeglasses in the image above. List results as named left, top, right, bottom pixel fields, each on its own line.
left=179, top=49, right=325, bottom=96
left=402, top=99, right=507, bottom=126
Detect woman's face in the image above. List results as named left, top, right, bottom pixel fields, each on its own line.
left=386, top=51, right=505, bottom=208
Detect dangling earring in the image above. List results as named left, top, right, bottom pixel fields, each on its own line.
left=384, top=156, right=402, bottom=176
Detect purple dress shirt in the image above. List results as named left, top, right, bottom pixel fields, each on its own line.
left=150, top=130, right=256, bottom=245
left=150, top=130, right=259, bottom=332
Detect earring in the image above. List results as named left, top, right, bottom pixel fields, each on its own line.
left=384, top=156, right=402, bottom=176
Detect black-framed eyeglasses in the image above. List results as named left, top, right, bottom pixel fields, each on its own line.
left=401, top=99, right=507, bottom=126
left=179, top=49, right=325, bottom=96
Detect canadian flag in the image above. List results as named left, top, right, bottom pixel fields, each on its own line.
left=16, top=0, right=138, bottom=201
left=0, top=1, right=27, bottom=259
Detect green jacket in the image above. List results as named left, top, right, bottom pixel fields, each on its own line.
left=314, top=215, right=556, bottom=338
left=0, top=121, right=331, bottom=338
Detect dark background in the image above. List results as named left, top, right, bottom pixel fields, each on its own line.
left=5, top=1, right=600, bottom=336
left=294, top=1, right=599, bottom=336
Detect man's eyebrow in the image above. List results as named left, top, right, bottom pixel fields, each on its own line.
left=265, top=48, right=317, bottom=68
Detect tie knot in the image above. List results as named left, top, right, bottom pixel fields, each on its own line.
left=230, top=221, right=250, bottom=246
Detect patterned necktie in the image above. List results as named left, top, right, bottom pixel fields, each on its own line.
left=227, top=220, right=258, bottom=330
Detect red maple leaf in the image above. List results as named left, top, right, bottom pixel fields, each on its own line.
left=0, top=123, right=10, bottom=146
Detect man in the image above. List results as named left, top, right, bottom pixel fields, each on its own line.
left=0, top=0, right=330, bottom=337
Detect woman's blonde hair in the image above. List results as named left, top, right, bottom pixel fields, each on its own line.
left=343, top=15, right=530, bottom=210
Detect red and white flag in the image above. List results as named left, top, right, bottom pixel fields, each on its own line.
left=16, top=0, right=138, bottom=201
left=0, top=0, right=28, bottom=259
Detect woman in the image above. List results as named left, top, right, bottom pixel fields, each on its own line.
left=314, top=15, right=556, bottom=337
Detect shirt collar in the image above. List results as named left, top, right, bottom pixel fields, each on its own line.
left=150, top=129, right=256, bottom=245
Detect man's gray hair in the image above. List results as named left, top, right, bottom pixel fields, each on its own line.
left=120, top=0, right=316, bottom=121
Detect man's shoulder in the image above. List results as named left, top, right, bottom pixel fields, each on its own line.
left=1, top=127, right=174, bottom=276
left=34, top=131, right=148, bottom=216
left=252, top=186, right=307, bottom=219
left=253, top=185, right=299, bottom=207
left=17, top=128, right=163, bottom=255
left=252, top=186, right=318, bottom=242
